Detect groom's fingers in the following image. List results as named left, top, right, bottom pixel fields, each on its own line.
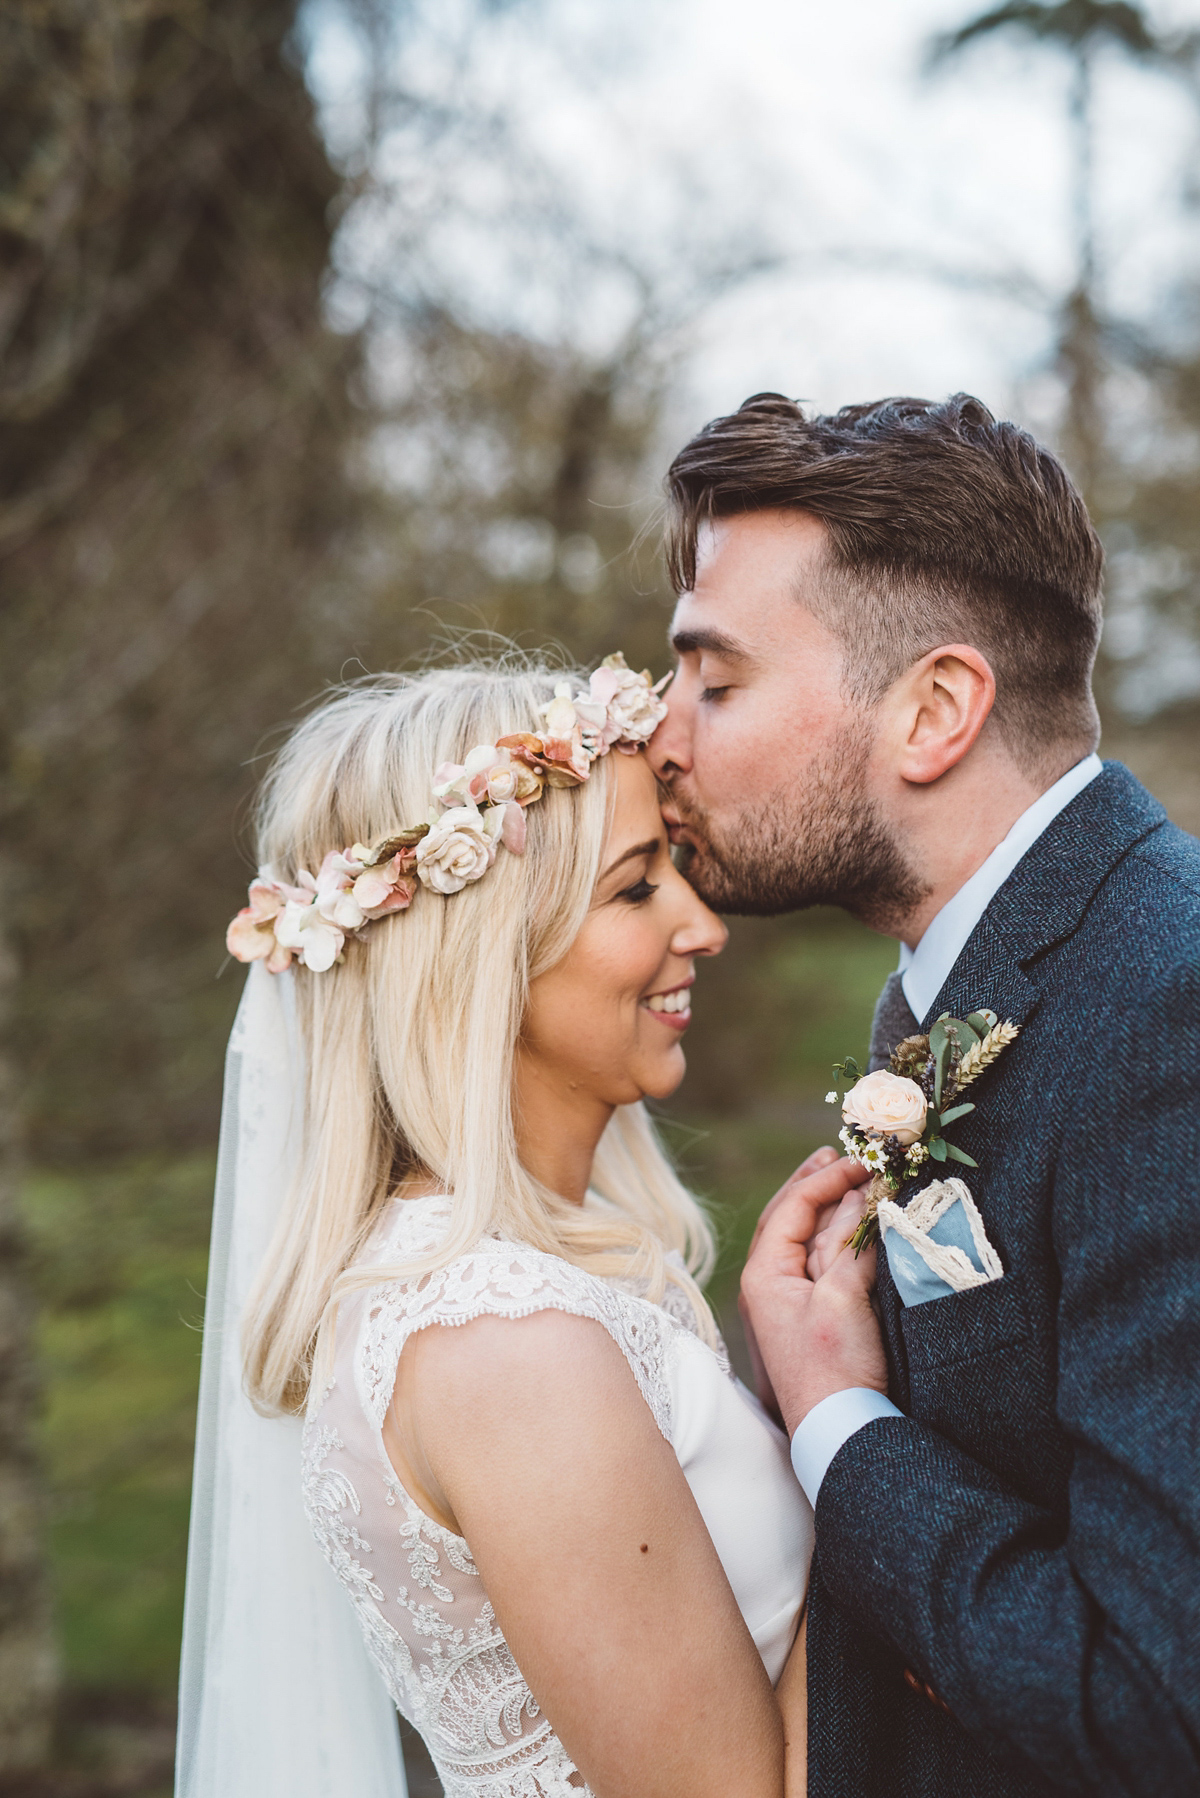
left=808, top=1190, right=871, bottom=1279
left=750, top=1157, right=870, bottom=1277
left=796, top=1144, right=842, bottom=1179
left=743, top=1183, right=887, bottom=1431
left=821, top=1234, right=878, bottom=1304
left=746, top=1145, right=846, bottom=1257
left=804, top=1189, right=863, bottom=1272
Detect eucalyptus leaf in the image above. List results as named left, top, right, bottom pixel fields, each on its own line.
left=930, top=1025, right=953, bottom=1108
left=937, top=1102, right=976, bottom=1127
left=945, top=1144, right=979, bottom=1167
left=953, top=1018, right=983, bottom=1050
left=967, top=1010, right=998, bottom=1036
left=929, top=1137, right=948, bottom=1162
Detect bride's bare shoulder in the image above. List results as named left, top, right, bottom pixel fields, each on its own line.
left=389, top=1299, right=668, bottom=1537
left=407, top=1302, right=643, bottom=1425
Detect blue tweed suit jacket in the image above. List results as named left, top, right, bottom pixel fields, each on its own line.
left=806, top=762, right=1200, bottom=1798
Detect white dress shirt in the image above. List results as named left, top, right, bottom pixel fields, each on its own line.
left=789, top=753, right=1103, bottom=1506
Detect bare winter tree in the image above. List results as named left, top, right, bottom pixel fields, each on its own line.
left=929, top=1, right=1199, bottom=502
left=928, top=3, right=1200, bottom=746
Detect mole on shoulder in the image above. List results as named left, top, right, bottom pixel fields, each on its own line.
left=640, top=1543, right=649, bottom=1553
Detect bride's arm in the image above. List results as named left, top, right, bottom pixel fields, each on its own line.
left=396, top=1306, right=796, bottom=1798
left=776, top=1608, right=807, bottom=1798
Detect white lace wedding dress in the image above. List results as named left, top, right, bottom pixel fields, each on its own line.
left=302, top=1194, right=813, bottom=1798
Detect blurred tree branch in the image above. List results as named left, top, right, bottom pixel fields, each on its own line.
left=929, top=1, right=1200, bottom=725
left=929, top=0, right=1199, bottom=504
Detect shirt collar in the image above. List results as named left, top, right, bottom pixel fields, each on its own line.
left=897, top=753, right=1103, bottom=1022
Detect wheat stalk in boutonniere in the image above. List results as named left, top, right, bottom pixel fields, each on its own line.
left=955, top=1019, right=1020, bottom=1088
left=825, top=1007, right=1020, bottom=1254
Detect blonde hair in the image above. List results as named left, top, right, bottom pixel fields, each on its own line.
left=242, top=661, right=717, bottom=1414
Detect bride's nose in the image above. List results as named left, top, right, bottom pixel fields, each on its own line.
left=670, top=885, right=727, bottom=960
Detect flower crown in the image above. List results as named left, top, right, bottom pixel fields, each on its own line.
left=226, top=654, right=671, bottom=975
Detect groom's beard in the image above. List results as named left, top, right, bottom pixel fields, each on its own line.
left=669, top=728, right=930, bottom=931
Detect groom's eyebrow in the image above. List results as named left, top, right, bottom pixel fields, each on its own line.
left=669, top=627, right=750, bottom=661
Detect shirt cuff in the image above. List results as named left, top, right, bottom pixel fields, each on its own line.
left=789, top=1388, right=903, bottom=1507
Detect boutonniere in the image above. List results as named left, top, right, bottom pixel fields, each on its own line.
left=827, top=1009, right=1020, bottom=1254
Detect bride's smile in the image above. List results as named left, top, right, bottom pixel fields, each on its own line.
left=640, top=978, right=694, bottom=1027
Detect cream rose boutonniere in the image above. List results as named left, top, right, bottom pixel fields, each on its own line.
left=842, top=1069, right=927, bottom=1145
left=829, top=1008, right=1020, bottom=1253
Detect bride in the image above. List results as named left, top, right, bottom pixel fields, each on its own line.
left=178, top=655, right=858, bottom=1798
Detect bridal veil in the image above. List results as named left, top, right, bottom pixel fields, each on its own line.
left=175, top=961, right=407, bottom=1798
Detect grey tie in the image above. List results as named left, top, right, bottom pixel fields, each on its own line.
left=868, top=971, right=920, bottom=1072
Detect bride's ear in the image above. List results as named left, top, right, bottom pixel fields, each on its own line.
left=892, top=644, right=996, bottom=785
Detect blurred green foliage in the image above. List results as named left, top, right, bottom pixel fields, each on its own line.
left=25, top=1157, right=213, bottom=1697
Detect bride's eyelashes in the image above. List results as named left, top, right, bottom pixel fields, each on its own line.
left=617, top=876, right=659, bottom=905
left=699, top=685, right=730, bottom=703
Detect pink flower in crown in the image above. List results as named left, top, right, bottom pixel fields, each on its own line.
left=590, top=652, right=671, bottom=747
left=434, top=744, right=542, bottom=811
left=272, top=895, right=344, bottom=973
left=262, top=853, right=363, bottom=972
left=313, top=850, right=370, bottom=932
left=351, top=850, right=416, bottom=918
left=226, top=874, right=307, bottom=971
left=537, top=684, right=593, bottom=780
left=432, top=759, right=475, bottom=809
left=572, top=688, right=614, bottom=755
left=495, top=733, right=574, bottom=792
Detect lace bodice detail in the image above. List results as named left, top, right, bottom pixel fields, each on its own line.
left=302, top=1196, right=812, bottom=1798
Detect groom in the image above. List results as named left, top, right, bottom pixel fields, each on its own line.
left=650, top=392, right=1200, bottom=1797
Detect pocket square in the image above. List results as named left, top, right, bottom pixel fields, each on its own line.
left=878, top=1177, right=1004, bottom=1308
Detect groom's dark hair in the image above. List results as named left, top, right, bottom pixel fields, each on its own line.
left=664, top=392, right=1104, bottom=765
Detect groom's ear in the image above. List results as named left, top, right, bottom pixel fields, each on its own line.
left=892, top=644, right=996, bottom=785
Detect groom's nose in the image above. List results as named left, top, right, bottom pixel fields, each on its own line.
left=648, top=692, right=692, bottom=782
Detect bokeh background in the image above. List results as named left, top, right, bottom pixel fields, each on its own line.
left=3, top=1, right=1200, bottom=1791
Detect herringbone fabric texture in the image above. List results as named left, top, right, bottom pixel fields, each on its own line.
left=868, top=971, right=920, bottom=1073
left=807, top=763, right=1200, bottom=1798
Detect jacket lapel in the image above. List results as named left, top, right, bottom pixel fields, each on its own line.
left=876, top=763, right=1168, bottom=1405
left=923, top=761, right=1166, bottom=1031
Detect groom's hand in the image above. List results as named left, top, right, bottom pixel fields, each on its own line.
left=739, top=1146, right=844, bottom=1423
left=740, top=1161, right=886, bottom=1438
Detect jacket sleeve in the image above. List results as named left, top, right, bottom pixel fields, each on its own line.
left=812, top=957, right=1200, bottom=1797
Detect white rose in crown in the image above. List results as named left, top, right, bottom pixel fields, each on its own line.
left=842, top=1069, right=928, bottom=1146
left=416, top=806, right=498, bottom=894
